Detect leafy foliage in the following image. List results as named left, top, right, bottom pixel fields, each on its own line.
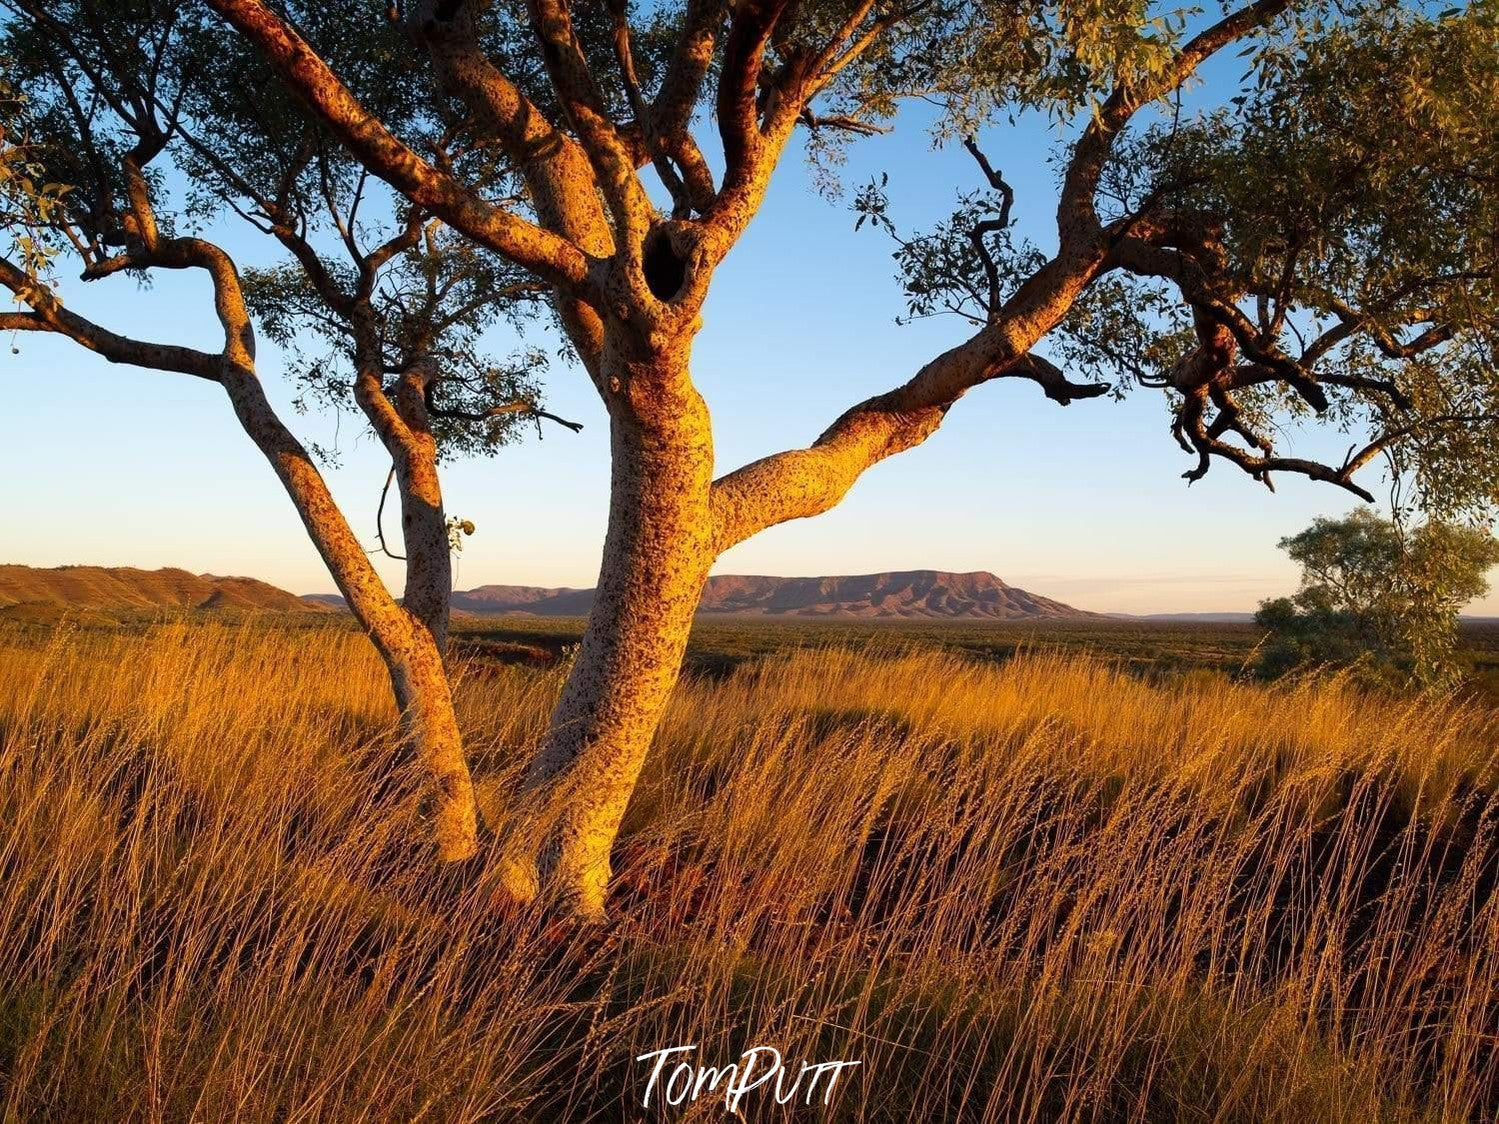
left=242, top=229, right=549, bottom=462
left=806, top=0, right=1229, bottom=139
left=865, top=4, right=1497, bottom=514
left=1255, top=509, right=1499, bottom=689
left=0, top=77, right=71, bottom=285
left=0, top=0, right=552, bottom=461
left=1134, top=3, right=1499, bottom=514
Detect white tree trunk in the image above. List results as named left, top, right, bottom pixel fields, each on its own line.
left=390, top=367, right=454, bottom=652
left=384, top=625, right=475, bottom=861
left=502, top=343, right=714, bottom=918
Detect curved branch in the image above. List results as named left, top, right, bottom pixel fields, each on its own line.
left=710, top=331, right=1106, bottom=552
left=715, top=0, right=787, bottom=178
left=0, top=259, right=223, bottom=380
left=204, top=0, right=597, bottom=296
left=1173, top=383, right=1376, bottom=501
left=1009, top=353, right=1112, bottom=405
left=1057, top=0, right=1292, bottom=250
left=375, top=466, right=407, bottom=561
left=962, top=137, right=1014, bottom=314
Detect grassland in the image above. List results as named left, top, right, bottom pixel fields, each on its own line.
left=454, top=614, right=1271, bottom=677
left=1, top=617, right=1497, bottom=1120
left=452, top=613, right=1499, bottom=694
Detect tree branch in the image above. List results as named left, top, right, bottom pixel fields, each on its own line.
left=0, top=258, right=223, bottom=380
left=426, top=395, right=584, bottom=433
left=375, top=466, right=407, bottom=560
left=204, top=0, right=597, bottom=296
left=526, top=0, right=653, bottom=243
left=962, top=136, right=1014, bottom=314
left=711, top=325, right=1107, bottom=552
left=1173, top=382, right=1378, bottom=501
left=1057, top=0, right=1292, bottom=251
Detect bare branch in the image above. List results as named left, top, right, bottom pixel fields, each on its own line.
left=1172, top=382, right=1377, bottom=501
left=798, top=109, right=889, bottom=137
left=962, top=137, right=1015, bottom=314
left=1008, top=353, right=1111, bottom=405
left=0, top=258, right=223, bottom=380
left=711, top=320, right=1108, bottom=552
left=426, top=395, right=584, bottom=433
left=605, top=0, right=693, bottom=216
left=375, top=466, right=406, bottom=560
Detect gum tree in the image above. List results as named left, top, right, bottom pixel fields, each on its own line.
left=1256, top=510, right=1499, bottom=689
left=205, top=0, right=1495, bottom=917
left=0, top=1, right=565, bottom=860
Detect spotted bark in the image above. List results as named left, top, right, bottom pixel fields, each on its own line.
left=384, top=621, right=473, bottom=860
left=389, top=365, right=454, bottom=651
left=501, top=331, right=714, bottom=919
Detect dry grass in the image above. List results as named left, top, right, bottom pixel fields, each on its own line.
left=0, top=621, right=1496, bottom=1121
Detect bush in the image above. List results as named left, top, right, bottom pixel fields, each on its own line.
left=1255, top=509, right=1499, bottom=689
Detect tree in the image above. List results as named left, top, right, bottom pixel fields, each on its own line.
left=152, top=0, right=1499, bottom=915
left=1255, top=510, right=1499, bottom=689
left=0, top=1, right=571, bottom=860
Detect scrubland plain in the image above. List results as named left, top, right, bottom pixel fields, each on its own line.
left=0, top=620, right=1495, bottom=1121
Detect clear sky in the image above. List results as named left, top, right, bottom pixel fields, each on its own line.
left=3, top=86, right=1474, bottom=616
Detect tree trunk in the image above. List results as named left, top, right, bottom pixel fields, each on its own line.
left=222, top=371, right=478, bottom=860
left=389, top=363, right=453, bottom=651
left=383, top=623, right=474, bottom=861
left=392, top=423, right=453, bottom=652
left=502, top=341, right=714, bottom=918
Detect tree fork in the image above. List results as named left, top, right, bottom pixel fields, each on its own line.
left=218, top=369, right=481, bottom=861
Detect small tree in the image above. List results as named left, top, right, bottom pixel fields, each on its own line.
left=1256, top=510, right=1499, bottom=689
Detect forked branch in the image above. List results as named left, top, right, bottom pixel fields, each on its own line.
left=204, top=0, right=597, bottom=296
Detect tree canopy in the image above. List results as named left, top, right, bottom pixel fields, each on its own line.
left=1256, top=509, right=1499, bottom=688
left=0, top=0, right=556, bottom=464
left=862, top=2, right=1497, bottom=515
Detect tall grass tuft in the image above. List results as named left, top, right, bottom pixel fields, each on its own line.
left=0, top=621, right=1495, bottom=1121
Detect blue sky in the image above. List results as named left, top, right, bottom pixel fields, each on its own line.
left=1, top=78, right=1449, bottom=615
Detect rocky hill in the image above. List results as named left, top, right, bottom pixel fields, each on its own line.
left=0, top=564, right=328, bottom=617
left=3, top=564, right=1092, bottom=622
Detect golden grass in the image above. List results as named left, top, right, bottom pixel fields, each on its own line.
left=0, top=621, right=1496, bottom=1121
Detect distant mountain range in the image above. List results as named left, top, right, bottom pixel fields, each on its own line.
left=12, top=564, right=1496, bottom=624
left=1130, top=612, right=1256, bottom=623
left=313, top=570, right=1093, bottom=621
left=0, top=564, right=330, bottom=619
left=0, top=564, right=1102, bottom=621
left=3, top=564, right=1089, bottom=621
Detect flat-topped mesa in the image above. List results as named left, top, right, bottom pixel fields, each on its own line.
left=438, top=569, right=1092, bottom=620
